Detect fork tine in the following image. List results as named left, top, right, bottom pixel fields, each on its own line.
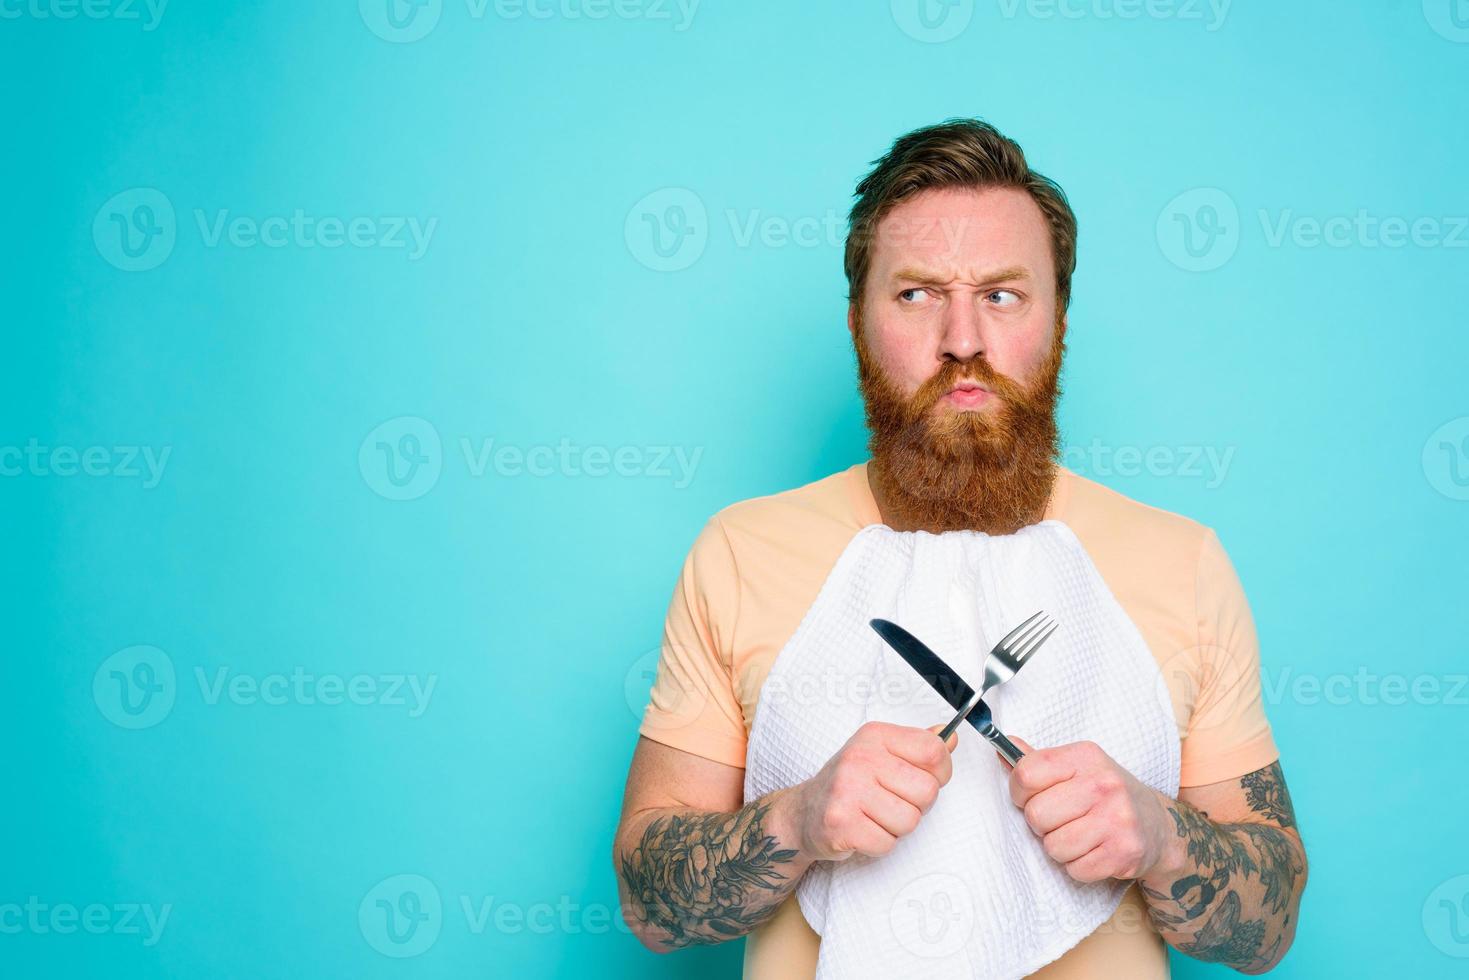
left=1014, top=620, right=1059, bottom=665
left=997, top=610, right=1045, bottom=650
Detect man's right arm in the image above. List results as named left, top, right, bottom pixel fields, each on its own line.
left=613, top=737, right=811, bottom=951
left=613, top=723, right=957, bottom=953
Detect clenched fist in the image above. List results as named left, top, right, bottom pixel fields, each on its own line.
left=1006, top=737, right=1175, bottom=883
left=785, top=721, right=957, bottom=862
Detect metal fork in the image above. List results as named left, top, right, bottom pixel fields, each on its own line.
left=937, top=610, right=1058, bottom=742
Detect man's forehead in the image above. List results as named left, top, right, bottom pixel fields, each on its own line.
left=868, top=186, right=1052, bottom=280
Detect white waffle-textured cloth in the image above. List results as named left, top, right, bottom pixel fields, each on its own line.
left=742, top=520, right=1180, bottom=979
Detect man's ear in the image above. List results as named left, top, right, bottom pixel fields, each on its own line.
left=847, top=302, right=858, bottom=343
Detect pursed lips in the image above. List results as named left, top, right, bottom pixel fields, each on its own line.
left=944, top=381, right=992, bottom=409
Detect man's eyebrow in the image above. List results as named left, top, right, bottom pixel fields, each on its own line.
left=889, top=265, right=1034, bottom=286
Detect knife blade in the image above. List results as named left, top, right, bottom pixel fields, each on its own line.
left=868, top=617, right=976, bottom=713
left=869, top=617, right=1026, bottom=764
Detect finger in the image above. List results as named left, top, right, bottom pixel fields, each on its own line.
left=1021, top=780, right=1096, bottom=836
left=874, top=757, right=943, bottom=814
left=848, top=814, right=900, bottom=858
left=992, top=733, right=1033, bottom=771
left=1040, top=816, right=1107, bottom=865
left=887, top=726, right=953, bottom=779
left=1064, top=842, right=1116, bottom=884
left=926, top=723, right=959, bottom=754
left=859, top=786, right=924, bottom=840
left=1008, top=740, right=1076, bottom=808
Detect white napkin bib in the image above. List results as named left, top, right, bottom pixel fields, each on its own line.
left=742, top=520, right=1180, bottom=980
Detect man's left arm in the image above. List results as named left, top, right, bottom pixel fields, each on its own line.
left=1008, top=741, right=1308, bottom=974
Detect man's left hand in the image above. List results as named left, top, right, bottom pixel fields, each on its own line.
left=1005, top=737, right=1180, bottom=884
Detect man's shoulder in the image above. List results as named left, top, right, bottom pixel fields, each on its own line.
left=1058, top=467, right=1217, bottom=563
left=693, top=465, right=868, bottom=575
left=710, top=464, right=865, bottom=534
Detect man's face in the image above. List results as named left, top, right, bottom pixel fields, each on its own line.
left=850, top=185, right=1067, bottom=533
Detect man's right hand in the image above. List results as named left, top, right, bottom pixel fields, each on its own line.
left=779, top=720, right=957, bottom=863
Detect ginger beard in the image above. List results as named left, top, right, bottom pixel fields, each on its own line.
left=853, top=306, right=1066, bottom=535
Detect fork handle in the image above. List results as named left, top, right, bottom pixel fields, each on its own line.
left=982, top=726, right=1025, bottom=766
left=938, top=691, right=983, bottom=742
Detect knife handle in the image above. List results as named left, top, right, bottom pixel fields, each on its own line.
left=984, top=727, right=1025, bottom=767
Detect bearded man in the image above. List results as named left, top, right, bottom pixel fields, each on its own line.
left=614, top=118, right=1307, bottom=979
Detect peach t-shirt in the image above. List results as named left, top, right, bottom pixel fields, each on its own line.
left=638, top=461, right=1278, bottom=979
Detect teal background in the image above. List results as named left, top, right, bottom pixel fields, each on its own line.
left=4, top=1, right=1467, bottom=976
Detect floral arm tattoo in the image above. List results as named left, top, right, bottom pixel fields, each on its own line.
left=617, top=798, right=802, bottom=949
left=1139, top=762, right=1307, bottom=973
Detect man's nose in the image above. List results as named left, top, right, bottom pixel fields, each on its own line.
left=938, top=298, right=986, bottom=362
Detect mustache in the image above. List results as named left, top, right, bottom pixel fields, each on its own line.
left=906, top=356, right=1031, bottom=419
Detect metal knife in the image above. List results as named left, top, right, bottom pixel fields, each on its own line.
left=869, top=617, right=1026, bottom=765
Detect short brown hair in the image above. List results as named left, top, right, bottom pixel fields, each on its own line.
left=844, top=118, right=1078, bottom=313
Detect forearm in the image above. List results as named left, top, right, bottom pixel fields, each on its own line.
left=1138, top=797, right=1307, bottom=973
left=614, top=785, right=811, bottom=951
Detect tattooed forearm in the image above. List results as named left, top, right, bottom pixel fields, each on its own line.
left=1139, top=763, right=1307, bottom=974
left=616, top=797, right=804, bottom=950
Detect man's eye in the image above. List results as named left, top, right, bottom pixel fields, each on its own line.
left=898, top=288, right=928, bottom=303
left=987, top=289, right=1020, bottom=306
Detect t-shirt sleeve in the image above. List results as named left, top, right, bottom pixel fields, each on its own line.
left=637, top=516, right=749, bottom=769
left=1178, top=528, right=1280, bottom=787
